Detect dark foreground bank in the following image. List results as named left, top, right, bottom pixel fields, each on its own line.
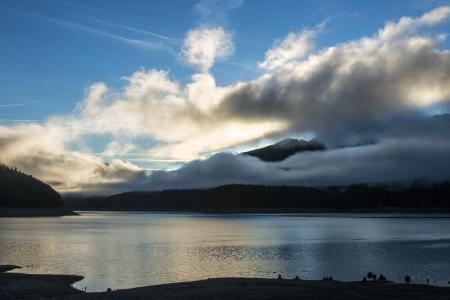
left=2, top=266, right=450, bottom=300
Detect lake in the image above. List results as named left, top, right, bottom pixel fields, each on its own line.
left=1, top=212, right=450, bottom=291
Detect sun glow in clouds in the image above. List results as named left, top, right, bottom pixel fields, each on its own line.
left=1, top=5, right=450, bottom=192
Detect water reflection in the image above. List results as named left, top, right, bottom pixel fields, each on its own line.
left=1, top=212, right=450, bottom=291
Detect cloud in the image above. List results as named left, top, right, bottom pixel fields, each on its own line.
left=4, top=7, right=174, bottom=52
left=1, top=6, right=450, bottom=193
left=0, top=103, right=27, bottom=108
left=418, top=5, right=450, bottom=25
left=72, top=66, right=286, bottom=161
left=103, top=141, right=136, bottom=157
left=48, top=17, right=169, bottom=51
left=181, top=27, right=234, bottom=72
left=379, top=5, right=450, bottom=41
left=195, top=0, right=244, bottom=26
left=141, top=116, right=450, bottom=190
left=259, top=22, right=326, bottom=71
left=218, top=6, right=450, bottom=146
left=0, top=123, right=144, bottom=192
left=86, top=18, right=180, bottom=42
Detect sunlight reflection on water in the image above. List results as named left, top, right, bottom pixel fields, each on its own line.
left=1, top=212, right=450, bottom=291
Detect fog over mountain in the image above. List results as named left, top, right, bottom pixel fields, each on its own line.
left=121, top=127, right=448, bottom=192
left=1, top=6, right=450, bottom=194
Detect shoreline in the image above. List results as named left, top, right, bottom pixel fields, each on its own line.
left=0, top=208, right=79, bottom=218
left=71, top=208, right=450, bottom=214
left=2, top=265, right=450, bottom=299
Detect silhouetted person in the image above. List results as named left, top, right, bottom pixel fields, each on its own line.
left=426, top=279, right=429, bottom=285
left=379, top=274, right=386, bottom=281
left=294, top=275, right=299, bottom=280
left=405, top=275, right=411, bottom=283
left=278, top=274, right=282, bottom=280
left=362, top=276, right=367, bottom=282
left=367, top=272, right=374, bottom=280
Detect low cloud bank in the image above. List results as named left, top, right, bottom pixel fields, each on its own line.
left=134, top=114, right=450, bottom=191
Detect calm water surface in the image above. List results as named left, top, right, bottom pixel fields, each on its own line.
left=1, top=212, right=450, bottom=291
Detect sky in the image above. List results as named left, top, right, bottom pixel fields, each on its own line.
left=1, top=0, right=450, bottom=194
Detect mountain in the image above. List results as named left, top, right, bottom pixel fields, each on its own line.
left=242, top=138, right=326, bottom=162
left=0, top=163, right=63, bottom=209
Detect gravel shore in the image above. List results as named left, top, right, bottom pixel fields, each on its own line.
left=2, top=265, right=450, bottom=299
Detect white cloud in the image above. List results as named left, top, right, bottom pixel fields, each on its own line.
left=419, top=6, right=450, bottom=25
left=103, top=141, right=136, bottom=157
left=71, top=67, right=286, bottom=161
left=181, top=27, right=234, bottom=72
left=220, top=6, right=450, bottom=143
left=259, top=28, right=318, bottom=71
left=1, top=6, right=450, bottom=193
left=0, top=123, right=143, bottom=192
left=194, top=0, right=244, bottom=26
left=379, top=6, right=450, bottom=41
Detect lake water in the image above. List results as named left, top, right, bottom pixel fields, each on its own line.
left=1, top=212, right=450, bottom=291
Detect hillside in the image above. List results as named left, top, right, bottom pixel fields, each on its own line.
left=67, top=182, right=450, bottom=212
left=0, top=163, right=63, bottom=209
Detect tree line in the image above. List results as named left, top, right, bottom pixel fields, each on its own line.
left=68, top=182, right=450, bottom=212
left=0, top=163, right=63, bottom=208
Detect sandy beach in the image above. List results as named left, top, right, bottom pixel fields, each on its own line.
left=2, top=265, right=450, bottom=300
